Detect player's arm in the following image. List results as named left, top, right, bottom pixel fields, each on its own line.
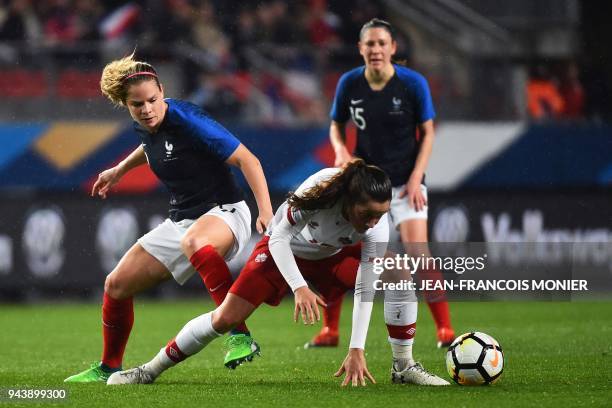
left=334, top=263, right=376, bottom=387
left=268, top=206, right=327, bottom=325
left=335, top=216, right=389, bottom=386
left=226, top=144, right=273, bottom=233
left=92, top=144, right=147, bottom=199
left=330, top=120, right=352, bottom=167
left=402, top=119, right=434, bottom=211
left=329, top=72, right=353, bottom=167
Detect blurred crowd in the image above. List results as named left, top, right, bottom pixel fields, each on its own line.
left=0, top=0, right=389, bottom=124
left=526, top=60, right=612, bottom=123
left=0, top=0, right=379, bottom=54
left=527, top=62, right=584, bottom=121
left=1, top=0, right=608, bottom=124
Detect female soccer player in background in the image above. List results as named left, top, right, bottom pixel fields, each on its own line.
left=64, top=53, right=273, bottom=383
left=106, top=160, right=448, bottom=386
left=309, top=18, right=455, bottom=349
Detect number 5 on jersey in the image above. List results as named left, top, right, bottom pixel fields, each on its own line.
left=350, top=106, right=366, bottom=130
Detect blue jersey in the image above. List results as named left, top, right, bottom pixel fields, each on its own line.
left=330, top=64, right=435, bottom=186
left=135, top=98, right=243, bottom=221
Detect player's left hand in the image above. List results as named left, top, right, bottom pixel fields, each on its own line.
left=334, top=348, right=376, bottom=387
left=399, top=176, right=426, bottom=212
left=255, top=211, right=273, bottom=234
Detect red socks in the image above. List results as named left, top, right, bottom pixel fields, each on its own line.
left=421, top=268, right=452, bottom=330
left=189, top=245, right=233, bottom=306
left=189, top=245, right=249, bottom=334
left=426, top=300, right=452, bottom=330
left=101, top=292, right=134, bottom=369
left=322, top=293, right=344, bottom=332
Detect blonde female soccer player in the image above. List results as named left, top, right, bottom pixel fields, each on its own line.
left=65, top=53, right=273, bottom=382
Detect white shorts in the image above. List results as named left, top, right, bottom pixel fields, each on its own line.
left=137, top=201, right=251, bottom=285
left=388, top=184, right=428, bottom=229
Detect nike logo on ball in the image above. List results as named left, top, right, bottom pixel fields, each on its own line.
left=490, top=348, right=500, bottom=367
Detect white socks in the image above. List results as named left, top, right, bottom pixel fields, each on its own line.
left=144, top=348, right=175, bottom=378
left=390, top=342, right=415, bottom=371
left=175, top=312, right=221, bottom=355
left=384, top=289, right=418, bottom=371
left=143, top=312, right=221, bottom=378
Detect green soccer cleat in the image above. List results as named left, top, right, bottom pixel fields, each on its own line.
left=223, top=334, right=261, bottom=369
left=64, top=362, right=117, bottom=383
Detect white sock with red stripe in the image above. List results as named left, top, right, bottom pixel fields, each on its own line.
left=385, top=289, right=418, bottom=371
left=143, top=312, right=221, bottom=377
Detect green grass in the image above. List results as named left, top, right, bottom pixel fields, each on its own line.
left=0, top=300, right=611, bottom=407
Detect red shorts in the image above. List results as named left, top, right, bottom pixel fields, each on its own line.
left=229, top=236, right=361, bottom=307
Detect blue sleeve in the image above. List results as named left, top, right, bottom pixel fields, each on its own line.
left=413, top=74, right=435, bottom=123
left=184, top=105, right=240, bottom=161
left=329, top=72, right=352, bottom=123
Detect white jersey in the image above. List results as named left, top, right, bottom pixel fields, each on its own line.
left=266, top=168, right=389, bottom=349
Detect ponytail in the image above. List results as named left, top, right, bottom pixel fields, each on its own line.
left=100, top=52, right=160, bottom=107
left=288, top=159, right=391, bottom=211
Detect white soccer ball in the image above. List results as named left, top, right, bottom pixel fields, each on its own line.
left=446, top=331, right=504, bottom=385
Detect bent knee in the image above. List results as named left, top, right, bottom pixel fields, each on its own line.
left=104, top=272, right=133, bottom=300
left=181, top=234, right=221, bottom=258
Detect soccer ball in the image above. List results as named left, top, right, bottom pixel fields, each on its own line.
left=446, top=332, right=504, bottom=385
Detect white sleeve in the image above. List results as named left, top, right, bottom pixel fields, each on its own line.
left=348, top=215, right=389, bottom=349
left=349, top=265, right=373, bottom=349
left=268, top=205, right=312, bottom=292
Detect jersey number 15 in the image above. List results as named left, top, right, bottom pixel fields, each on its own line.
left=349, top=107, right=366, bottom=130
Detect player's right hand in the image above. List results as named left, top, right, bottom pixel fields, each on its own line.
left=91, top=167, right=122, bottom=199
left=293, top=286, right=327, bottom=325
left=334, top=348, right=376, bottom=387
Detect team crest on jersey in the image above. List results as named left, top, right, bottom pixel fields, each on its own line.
left=391, top=97, right=402, bottom=113
left=254, top=253, right=268, bottom=263
left=165, top=141, right=174, bottom=157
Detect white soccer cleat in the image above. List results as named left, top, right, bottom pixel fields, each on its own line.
left=391, top=361, right=450, bottom=386
left=106, top=365, right=155, bottom=385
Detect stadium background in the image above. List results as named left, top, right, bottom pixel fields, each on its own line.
left=0, top=0, right=610, bottom=299
left=0, top=1, right=611, bottom=406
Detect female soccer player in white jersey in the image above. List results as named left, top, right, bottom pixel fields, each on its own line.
left=310, top=18, right=455, bottom=349
left=106, top=160, right=448, bottom=386
left=64, top=53, right=273, bottom=383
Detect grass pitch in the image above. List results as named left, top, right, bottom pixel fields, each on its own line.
left=0, top=300, right=611, bottom=407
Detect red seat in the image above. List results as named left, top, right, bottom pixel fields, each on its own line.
left=0, top=69, right=48, bottom=97
left=216, top=71, right=253, bottom=102
left=57, top=69, right=102, bottom=98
